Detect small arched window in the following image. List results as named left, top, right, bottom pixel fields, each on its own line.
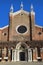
left=3, top=32, right=7, bottom=36
left=38, top=32, right=42, bottom=35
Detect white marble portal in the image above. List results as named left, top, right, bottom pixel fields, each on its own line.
left=12, top=42, right=33, bottom=62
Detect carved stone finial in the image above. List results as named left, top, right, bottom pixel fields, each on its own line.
left=10, top=4, right=14, bottom=13
left=20, top=2, right=23, bottom=10
left=31, top=4, right=33, bottom=12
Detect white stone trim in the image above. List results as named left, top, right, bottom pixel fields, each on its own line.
left=0, top=25, right=9, bottom=30
left=28, top=49, right=32, bottom=62
left=16, top=25, right=28, bottom=35
left=37, top=57, right=41, bottom=59
left=33, top=60, right=37, bottom=62
left=31, top=11, right=35, bottom=15
left=16, top=42, right=28, bottom=49
left=0, top=57, right=2, bottom=60
left=12, top=10, right=29, bottom=16
left=4, top=57, right=8, bottom=59
left=35, top=25, right=43, bottom=28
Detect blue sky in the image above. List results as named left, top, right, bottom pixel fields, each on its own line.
left=0, top=0, right=43, bottom=28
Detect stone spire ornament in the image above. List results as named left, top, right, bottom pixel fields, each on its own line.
left=31, top=4, right=34, bottom=12
left=20, top=2, right=23, bottom=10
left=10, top=4, right=14, bottom=13
left=30, top=4, right=35, bottom=15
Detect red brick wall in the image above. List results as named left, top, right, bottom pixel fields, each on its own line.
left=33, top=26, right=43, bottom=40
left=0, top=27, right=8, bottom=41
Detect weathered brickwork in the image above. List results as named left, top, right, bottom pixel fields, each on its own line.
left=0, top=10, right=43, bottom=62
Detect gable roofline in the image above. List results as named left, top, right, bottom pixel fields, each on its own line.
left=10, top=10, right=35, bottom=16
left=35, top=25, right=43, bottom=28
left=10, top=10, right=29, bottom=16
left=0, top=25, right=9, bottom=30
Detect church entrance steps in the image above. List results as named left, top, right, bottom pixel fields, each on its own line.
left=0, top=61, right=43, bottom=65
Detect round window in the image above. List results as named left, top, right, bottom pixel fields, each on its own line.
left=17, top=25, right=27, bottom=34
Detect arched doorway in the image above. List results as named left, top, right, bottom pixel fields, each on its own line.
left=19, top=52, right=25, bottom=61
left=19, top=44, right=27, bottom=61
left=12, top=42, right=33, bottom=62
left=12, top=42, right=28, bottom=61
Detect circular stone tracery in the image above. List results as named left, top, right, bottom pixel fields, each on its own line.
left=17, top=25, right=27, bottom=34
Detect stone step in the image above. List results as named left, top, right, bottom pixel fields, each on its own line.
left=0, top=61, right=43, bottom=65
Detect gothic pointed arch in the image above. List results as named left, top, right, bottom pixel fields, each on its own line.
left=16, top=42, right=28, bottom=50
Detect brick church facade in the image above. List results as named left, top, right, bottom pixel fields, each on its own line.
left=0, top=3, right=43, bottom=62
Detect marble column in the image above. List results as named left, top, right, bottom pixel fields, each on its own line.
left=8, top=48, right=11, bottom=61
left=12, top=50, right=14, bottom=61
left=14, top=49, right=17, bottom=61
left=28, top=48, right=32, bottom=62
